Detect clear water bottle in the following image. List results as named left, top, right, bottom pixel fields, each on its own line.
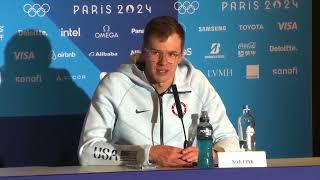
left=197, top=111, right=213, bottom=168
left=237, top=105, right=256, bottom=151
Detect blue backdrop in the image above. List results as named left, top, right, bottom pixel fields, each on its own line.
left=0, top=0, right=312, bottom=166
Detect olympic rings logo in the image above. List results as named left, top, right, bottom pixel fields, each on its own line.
left=23, top=3, right=50, bottom=17
left=174, top=1, right=199, bottom=15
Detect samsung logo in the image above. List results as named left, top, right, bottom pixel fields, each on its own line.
left=198, top=25, right=226, bottom=32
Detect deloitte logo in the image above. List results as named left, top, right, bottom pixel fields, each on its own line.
left=95, top=25, right=119, bottom=39
left=18, top=29, right=47, bottom=36
left=269, top=44, right=298, bottom=52
left=204, top=43, right=225, bottom=59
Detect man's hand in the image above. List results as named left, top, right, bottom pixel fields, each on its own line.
left=181, top=146, right=218, bottom=163
left=149, top=145, right=193, bottom=167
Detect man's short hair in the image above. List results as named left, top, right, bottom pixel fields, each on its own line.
left=143, top=16, right=185, bottom=50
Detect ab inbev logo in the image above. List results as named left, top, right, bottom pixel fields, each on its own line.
left=246, top=65, right=259, bottom=79
left=205, top=43, right=225, bottom=59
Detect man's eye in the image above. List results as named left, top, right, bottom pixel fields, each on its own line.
left=151, top=51, right=160, bottom=56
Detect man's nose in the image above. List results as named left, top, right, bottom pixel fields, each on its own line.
left=158, top=52, right=168, bottom=65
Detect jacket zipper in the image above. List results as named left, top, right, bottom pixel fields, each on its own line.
left=159, top=94, right=164, bottom=145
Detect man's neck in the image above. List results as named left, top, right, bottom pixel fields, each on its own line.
left=152, top=82, right=171, bottom=94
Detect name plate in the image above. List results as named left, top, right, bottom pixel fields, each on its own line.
left=217, top=151, right=267, bottom=168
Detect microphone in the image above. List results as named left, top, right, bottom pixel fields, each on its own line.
left=171, top=84, right=189, bottom=149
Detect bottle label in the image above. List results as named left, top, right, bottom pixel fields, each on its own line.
left=197, top=126, right=213, bottom=140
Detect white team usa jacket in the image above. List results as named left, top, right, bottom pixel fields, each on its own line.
left=78, top=54, right=240, bottom=165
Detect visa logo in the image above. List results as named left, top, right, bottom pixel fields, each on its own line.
left=278, top=22, right=298, bottom=31
left=14, top=51, right=35, bottom=60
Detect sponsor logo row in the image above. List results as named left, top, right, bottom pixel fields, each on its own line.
left=10, top=74, right=86, bottom=84
left=10, top=41, right=298, bottom=62
left=20, top=1, right=300, bottom=18
left=6, top=65, right=299, bottom=85
left=0, top=22, right=298, bottom=46
left=198, top=21, right=298, bottom=32
left=207, top=65, right=299, bottom=79
left=205, top=42, right=298, bottom=60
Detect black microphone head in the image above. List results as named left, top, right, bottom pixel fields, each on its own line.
left=171, top=84, right=183, bottom=119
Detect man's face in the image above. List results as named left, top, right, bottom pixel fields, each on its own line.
left=142, top=33, right=183, bottom=88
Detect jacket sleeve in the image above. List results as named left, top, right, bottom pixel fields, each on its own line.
left=78, top=74, right=152, bottom=166
left=194, top=70, right=240, bottom=152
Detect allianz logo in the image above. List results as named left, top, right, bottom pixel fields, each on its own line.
left=207, top=69, right=233, bottom=78
left=89, top=51, right=118, bottom=57
left=239, top=24, right=264, bottom=31
left=131, top=28, right=144, bottom=34
left=18, top=29, right=47, bottom=36
left=269, top=44, right=298, bottom=52
left=272, top=66, right=298, bottom=76
left=49, top=51, right=76, bottom=60
left=277, top=21, right=297, bottom=31
left=14, top=51, right=35, bottom=60
left=95, top=25, right=119, bottom=39
left=60, top=27, right=80, bottom=37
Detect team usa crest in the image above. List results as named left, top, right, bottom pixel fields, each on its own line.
left=171, top=102, right=187, bottom=116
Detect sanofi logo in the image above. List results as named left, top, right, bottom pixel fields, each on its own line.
left=273, top=66, right=298, bottom=76
left=23, top=3, right=50, bottom=17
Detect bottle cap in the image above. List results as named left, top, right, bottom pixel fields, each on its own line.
left=200, top=111, right=209, bottom=122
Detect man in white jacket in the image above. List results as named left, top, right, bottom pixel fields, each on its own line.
left=78, top=16, right=239, bottom=167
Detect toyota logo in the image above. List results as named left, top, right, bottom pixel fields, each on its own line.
left=174, top=1, right=199, bottom=15
left=23, top=3, right=50, bottom=17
